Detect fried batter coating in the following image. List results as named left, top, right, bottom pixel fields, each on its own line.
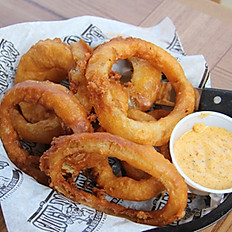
left=14, top=38, right=75, bottom=84
left=40, top=132, right=188, bottom=226
left=86, top=37, right=195, bottom=146
left=0, top=80, right=93, bottom=184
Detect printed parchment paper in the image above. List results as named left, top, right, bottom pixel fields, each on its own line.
left=0, top=16, right=225, bottom=232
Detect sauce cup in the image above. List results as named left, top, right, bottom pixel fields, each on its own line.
left=169, top=111, right=232, bottom=195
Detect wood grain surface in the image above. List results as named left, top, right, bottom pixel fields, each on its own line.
left=0, top=0, right=231, bottom=231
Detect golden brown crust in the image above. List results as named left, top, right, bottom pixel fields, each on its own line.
left=127, top=57, right=161, bottom=111
left=92, top=159, right=164, bottom=201
left=13, top=38, right=93, bottom=142
left=69, top=39, right=94, bottom=114
left=40, top=132, right=188, bottom=226
left=10, top=108, right=65, bottom=144
left=0, top=36, right=191, bottom=227
left=14, top=38, right=75, bottom=84
left=0, top=80, right=93, bottom=184
left=127, top=108, right=157, bottom=122
left=86, top=37, right=195, bottom=146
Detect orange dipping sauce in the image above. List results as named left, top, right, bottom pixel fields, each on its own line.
left=174, top=123, right=232, bottom=190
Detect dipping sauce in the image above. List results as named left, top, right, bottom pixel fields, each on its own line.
left=174, top=123, right=232, bottom=190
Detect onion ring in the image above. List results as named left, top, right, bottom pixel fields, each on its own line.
left=13, top=38, right=77, bottom=141
left=0, top=80, right=93, bottom=184
left=40, top=132, right=187, bottom=226
left=86, top=37, right=195, bottom=146
left=69, top=41, right=162, bottom=114
left=13, top=39, right=93, bottom=142
left=14, top=38, right=75, bottom=84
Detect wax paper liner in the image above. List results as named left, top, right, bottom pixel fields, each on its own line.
left=0, top=16, right=224, bottom=232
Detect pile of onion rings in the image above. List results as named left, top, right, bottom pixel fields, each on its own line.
left=0, top=36, right=196, bottom=226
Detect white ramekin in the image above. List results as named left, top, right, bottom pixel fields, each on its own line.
left=170, top=111, right=232, bottom=195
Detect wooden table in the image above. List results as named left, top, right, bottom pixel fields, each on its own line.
left=0, top=0, right=231, bottom=231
